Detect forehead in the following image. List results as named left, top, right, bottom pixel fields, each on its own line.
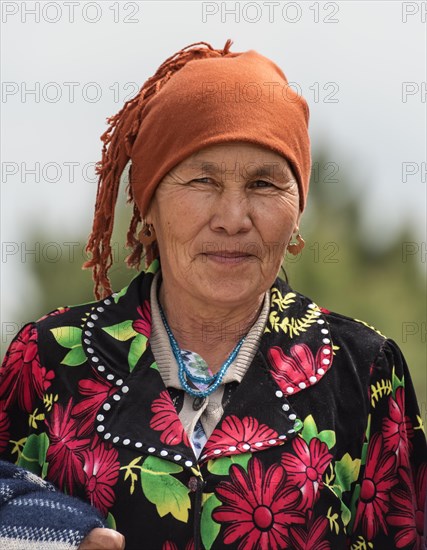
left=175, top=142, right=294, bottom=180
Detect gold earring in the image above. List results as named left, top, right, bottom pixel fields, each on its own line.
left=287, top=233, right=305, bottom=256
left=138, top=221, right=156, bottom=246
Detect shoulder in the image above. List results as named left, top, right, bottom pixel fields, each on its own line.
left=275, top=277, right=389, bottom=360
left=322, top=307, right=387, bottom=354
left=287, top=280, right=401, bottom=372
left=33, top=267, right=154, bottom=335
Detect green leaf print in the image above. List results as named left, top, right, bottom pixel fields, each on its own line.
left=50, top=326, right=82, bottom=348
left=61, top=346, right=87, bottom=366
left=334, top=453, right=361, bottom=495
left=207, top=453, right=251, bottom=476
left=301, top=415, right=336, bottom=449
left=392, top=366, right=404, bottom=396
left=103, top=320, right=137, bottom=342
left=201, top=493, right=222, bottom=550
left=106, top=513, right=117, bottom=530
left=361, top=414, right=371, bottom=466
left=146, top=259, right=160, bottom=274
left=348, top=483, right=361, bottom=534
left=50, top=326, right=86, bottom=366
left=18, top=433, right=49, bottom=476
left=128, top=333, right=148, bottom=372
left=140, top=456, right=190, bottom=523
left=113, top=285, right=129, bottom=304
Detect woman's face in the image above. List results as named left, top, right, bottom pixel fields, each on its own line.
left=146, top=142, right=301, bottom=308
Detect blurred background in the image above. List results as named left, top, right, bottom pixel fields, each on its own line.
left=1, top=2, right=426, bottom=417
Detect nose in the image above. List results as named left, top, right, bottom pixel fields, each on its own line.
left=209, top=189, right=253, bottom=235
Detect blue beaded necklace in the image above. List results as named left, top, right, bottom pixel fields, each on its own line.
left=158, top=304, right=245, bottom=398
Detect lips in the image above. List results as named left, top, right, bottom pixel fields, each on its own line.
left=202, top=250, right=255, bottom=263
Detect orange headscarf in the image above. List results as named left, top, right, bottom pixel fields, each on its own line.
left=83, top=40, right=311, bottom=299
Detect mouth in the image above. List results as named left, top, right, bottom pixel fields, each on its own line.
left=201, top=251, right=255, bottom=264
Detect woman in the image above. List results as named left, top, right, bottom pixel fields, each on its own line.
left=0, top=40, right=426, bottom=549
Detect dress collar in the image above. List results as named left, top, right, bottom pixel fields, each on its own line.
left=79, top=260, right=334, bottom=468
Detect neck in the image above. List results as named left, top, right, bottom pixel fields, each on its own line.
left=158, top=281, right=264, bottom=373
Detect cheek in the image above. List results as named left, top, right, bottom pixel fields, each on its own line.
left=256, top=196, right=299, bottom=240
left=150, top=192, right=209, bottom=256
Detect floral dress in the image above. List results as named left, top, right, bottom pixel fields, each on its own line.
left=0, top=259, right=425, bottom=550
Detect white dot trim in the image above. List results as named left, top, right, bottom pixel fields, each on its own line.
left=160, top=450, right=168, bottom=456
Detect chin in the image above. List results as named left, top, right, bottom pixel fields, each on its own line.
left=199, top=277, right=265, bottom=306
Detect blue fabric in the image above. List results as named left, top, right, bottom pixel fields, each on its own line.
left=0, top=460, right=105, bottom=548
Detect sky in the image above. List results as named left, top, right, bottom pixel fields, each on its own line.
left=1, top=0, right=426, bottom=324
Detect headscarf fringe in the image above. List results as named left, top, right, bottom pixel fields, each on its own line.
left=82, top=39, right=234, bottom=299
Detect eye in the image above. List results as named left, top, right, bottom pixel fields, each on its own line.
left=252, top=180, right=276, bottom=188
left=191, top=177, right=213, bottom=184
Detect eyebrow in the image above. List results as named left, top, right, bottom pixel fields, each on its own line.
left=186, top=161, right=293, bottom=182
